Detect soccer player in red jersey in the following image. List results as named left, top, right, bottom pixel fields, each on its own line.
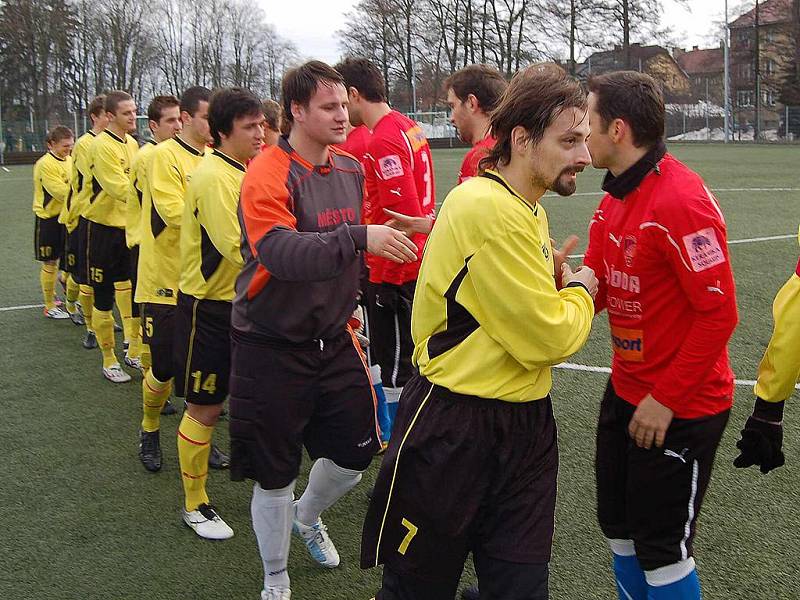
left=584, top=72, right=738, bottom=600
left=339, top=123, right=371, bottom=164
left=444, top=64, right=507, bottom=184
left=335, top=57, right=436, bottom=438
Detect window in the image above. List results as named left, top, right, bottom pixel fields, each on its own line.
left=737, top=90, right=754, bottom=107
left=763, top=89, right=777, bottom=106
left=765, top=58, right=776, bottom=75
left=764, top=30, right=775, bottom=44
left=738, top=62, right=753, bottom=80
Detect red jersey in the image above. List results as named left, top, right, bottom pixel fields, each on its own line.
left=339, top=125, right=371, bottom=164
left=583, top=146, right=738, bottom=419
left=457, top=135, right=495, bottom=184
left=364, top=110, right=435, bottom=285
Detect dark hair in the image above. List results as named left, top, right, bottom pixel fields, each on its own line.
left=89, top=95, right=106, bottom=118
left=444, top=64, right=507, bottom=113
left=481, top=63, right=586, bottom=171
left=587, top=71, right=664, bottom=148
left=282, top=60, right=345, bottom=123
left=105, top=90, right=133, bottom=115
left=262, top=99, right=281, bottom=131
left=208, top=87, right=263, bottom=147
left=148, top=95, right=180, bottom=122
left=47, top=125, right=74, bottom=144
left=180, top=86, right=211, bottom=117
left=333, top=57, right=387, bottom=103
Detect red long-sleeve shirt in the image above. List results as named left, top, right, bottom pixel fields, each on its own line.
left=583, top=146, right=738, bottom=418
left=457, top=135, right=495, bottom=184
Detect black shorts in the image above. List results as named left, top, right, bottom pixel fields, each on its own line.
left=86, top=221, right=130, bottom=285
left=174, top=292, right=232, bottom=405
left=228, top=328, right=381, bottom=489
left=63, top=226, right=80, bottom=276
left=75, top=217, right=90, bottom=285
left=367, top=281, right=415, bottom=388
left=141, top=302, right=176, bottom=379
left=361, top=374, right=558, bottom=586
left=595, top=380, right=729, bottom=571
left=34, top=216, right=64, bottom=262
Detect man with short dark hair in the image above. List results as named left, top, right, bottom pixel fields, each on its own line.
left=67, top=95, right=108, bottom=348
left=444, top=64, right=507, bottom=184
left=335, top=56, right=436, bottom=441
left=34, top=126, right=74, bottom=320
left=584, top=71, right=738, bottom=600
left=173, top=87, right=265, bottom=540
left=362, top=63, right=597, bottom=600
left=84, top=90, right=139, bottom=383
left=230, top=60, right=418, bottom=600
left=262, top=98, right=282, bottom=147
left=136, top=86, right=212, bottom=472
left=125, top=95, right=182, bottom=372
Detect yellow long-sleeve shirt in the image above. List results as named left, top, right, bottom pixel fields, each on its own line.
left=65, top=130, right=97, bottom=226
left=412, top=170, right=595, bottom=402
left=84, top=130, right=138, bottom=228
left=179, top=150, right=245, bottom=302
left=135, top=136, right=205, bottom=305
left=126, top=138, right=157, bottom=248
left=33, top=152, right=72, bottom=220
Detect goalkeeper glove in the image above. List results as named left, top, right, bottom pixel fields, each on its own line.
left=734, top=398, right=786, bottom=474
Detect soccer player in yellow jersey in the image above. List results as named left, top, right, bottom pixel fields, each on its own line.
left=734, top=226, right=800, bottom=474
left=33, top=126, right=74, bottom=319
left=126, top=95, right=182, bottom=372
left=84, top=91, right=139, bottom=383
left=172, top=87, right=265, bottom=539
left=67, top=95, right=109, bottom=349
left=137, top=86, right=211, bottom=472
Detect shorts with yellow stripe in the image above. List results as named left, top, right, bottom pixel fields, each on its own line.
left=360, top=374, right=558, bottom=587
left=173, top=292, right=232, bottom=405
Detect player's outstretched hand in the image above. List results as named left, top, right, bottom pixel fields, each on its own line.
left=366, top=224, right=418, bottom=264
left=628, top=394, right=674, bottom=449
left=562, top=263, right=598, bottom=298
left=383, top=208, right=434, bottom=236
left=734, top=399, right=785, bottom=474
left=551, top=235, right=579, bottom=280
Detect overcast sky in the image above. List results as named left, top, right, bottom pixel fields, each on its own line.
left=262, top=0, right=733, bottom=64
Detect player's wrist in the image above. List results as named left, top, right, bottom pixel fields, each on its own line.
left=752, top=398, right=785, bottom=424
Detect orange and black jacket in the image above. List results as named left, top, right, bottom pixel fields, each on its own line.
left=232, top=137, right=368, bottom=343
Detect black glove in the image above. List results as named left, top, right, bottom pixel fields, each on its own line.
left=734, top=398, right=786, bottom=474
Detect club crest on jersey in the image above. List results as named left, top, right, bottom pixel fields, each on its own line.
left=379, top=155, right=404, bottom=179
left=623, top=235, right=637, bottom=267
left=541, top=244, right=550, bottom=259
left=682, top=227, right=725, bottom=272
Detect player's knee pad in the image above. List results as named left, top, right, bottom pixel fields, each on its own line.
left=92, top=285, right=114, bottom=311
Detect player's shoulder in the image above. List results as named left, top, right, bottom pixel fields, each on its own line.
left=329, top=145, right=363, bottom=174
left=651, top=153, right=717, bottom=215
left=442, top=174, right=528, bottom=235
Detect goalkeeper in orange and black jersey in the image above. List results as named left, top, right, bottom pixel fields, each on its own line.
left=125, top=95, right=182, bottom=372
left=734, top=226, right=800, bottom=474
left=33, top=126, right=74, bottom=320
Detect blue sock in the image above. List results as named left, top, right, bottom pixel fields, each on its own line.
left=613, top=553, right=648, bottom=600
left=647, top=568, right=701, bottom=600
left=373, top=381, right=392, bottom=443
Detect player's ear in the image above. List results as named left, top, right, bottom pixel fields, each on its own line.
left=510, top=125, right=530, bottom=154
left=466, top=94, right=479, bottom=113
left=610, top=118, right=626, bottom=144
left=348, top=86, right=360, bottom=102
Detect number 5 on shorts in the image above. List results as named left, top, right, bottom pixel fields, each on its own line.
left=398, top=518, right=418, bottom=555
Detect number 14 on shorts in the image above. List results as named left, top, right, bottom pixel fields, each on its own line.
left=191, top=371, right=217, bottom=395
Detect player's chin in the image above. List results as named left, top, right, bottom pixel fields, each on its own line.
left=330, top=129, right=347, bottom=144
left=551, top=175, right=578, bottom=197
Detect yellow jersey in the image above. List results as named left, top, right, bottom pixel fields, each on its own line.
left=411, top=170, right=595, bottom=402
left=179, top=150, right=245, bottom=302
left=135, top=136, right=205, bottom=305
left=126, top=138, right=157, bottom=248
left=65, top=130, right=97, bottom=225
left=33, top=152, right=72, bottom=220
left=84, top=129, right=138, bottom=228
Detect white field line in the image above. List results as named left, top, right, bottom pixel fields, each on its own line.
left=546, top=187, right=800, bottom=198
left=0, top=303, right=43, bottom=312
left=567, top=233, right=796, bottom=259
left=556, top=362, right=800, bottom=390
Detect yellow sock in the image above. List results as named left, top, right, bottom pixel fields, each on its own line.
left=140, top=338, right=152, bottom=371
left=141, top=369, right=172, bottom=432
left=114, top=280, right=134, bottom=344
left=40, top=264, right=57, bottom=310
left=127, top=317, right=142, bottom=359
left=79, top=285, right=94, bottom=332
left=177, top=413, right=213, bottom=511
left=66, top=274, right=79, bottom=313
left=94, top=308, right=117, bottom=368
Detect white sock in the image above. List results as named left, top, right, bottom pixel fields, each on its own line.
left=296, top=458, right=363, bottom=526
left=251, top=481, right=295, bottom=590
left=383, top=386, right=403, bottom=405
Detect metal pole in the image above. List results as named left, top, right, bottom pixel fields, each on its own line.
left=73, top=111, right=78, bottom=137
left=724, top=0, right=731, bottom=143
left=0, top=88, right=5, bottom=166
left=706, top=79, right=710, bottom=139
left=787, top=104, right=790, bottom=139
